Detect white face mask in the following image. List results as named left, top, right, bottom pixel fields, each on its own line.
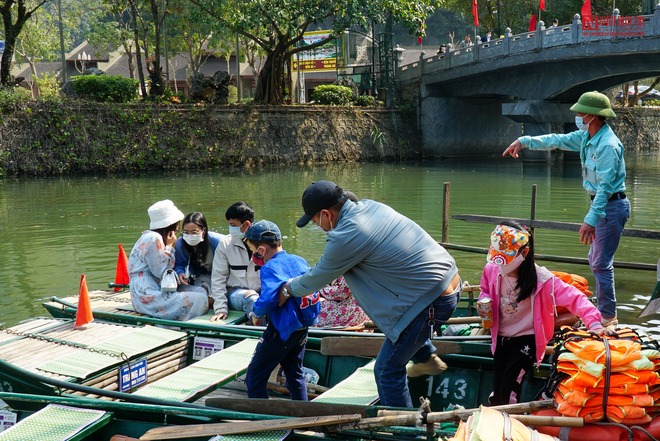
left=497, top=253, right=526, bottom=275
left=575, top=115, right=591, bottom=131
left=183, top=233, right=204, bottom=246
left=228, top=224, right=245, bottom=240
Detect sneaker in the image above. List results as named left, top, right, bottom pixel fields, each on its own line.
left=602, top=316, right=618, bottom=329
left=406, top=354, right=448, bottom=378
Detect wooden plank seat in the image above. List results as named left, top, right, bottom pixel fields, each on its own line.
left=0, top=404, right=110, bottom=441
left=132, top=339, right=259, bottom=402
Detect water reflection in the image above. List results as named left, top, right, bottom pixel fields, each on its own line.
left=0, top=152, right=658, bottom=329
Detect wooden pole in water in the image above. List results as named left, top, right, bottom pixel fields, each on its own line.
left=442, top=182, right=450, bottom=243
left=530, top=184, right=537, bottom=237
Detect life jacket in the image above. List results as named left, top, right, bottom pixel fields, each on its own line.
left=446, top=406, right=557, bottom=441
left=540, top=326, right=660, bottom=425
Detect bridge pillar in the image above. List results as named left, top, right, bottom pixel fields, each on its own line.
left=420, top=97, right=522, bottom=157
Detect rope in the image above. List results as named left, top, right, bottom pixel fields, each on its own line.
left=602, top=337, right=612, bottom=419
left=630, top=425, right=660, bottom=441
left=592, top=422, right=634, bottom=441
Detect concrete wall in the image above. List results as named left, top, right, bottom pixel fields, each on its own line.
left=420, top=98, right=660, bottom=158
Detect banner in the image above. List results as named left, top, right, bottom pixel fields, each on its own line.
left=472, top=0, right=479, bottom=27
left=292, top=31, right=337, bottom=72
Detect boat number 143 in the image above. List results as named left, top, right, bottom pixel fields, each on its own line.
left=426, top=376, right=467, bottom=400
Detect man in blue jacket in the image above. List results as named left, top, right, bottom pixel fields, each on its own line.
left=503, top=91, right=629, bottom=327
left=280, top=181, right=461, bottom=408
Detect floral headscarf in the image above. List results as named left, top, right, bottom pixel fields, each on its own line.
left=487, top=224, right=530, bottom=265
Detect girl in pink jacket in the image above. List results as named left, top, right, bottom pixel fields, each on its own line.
left=478, top=221, right=608, bottom=405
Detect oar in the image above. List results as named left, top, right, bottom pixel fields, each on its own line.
left=376, top=399, right=554, bottom=418
left=205, top=397, right=374, bottom=417
left=139, top=414, right=362, bottom=440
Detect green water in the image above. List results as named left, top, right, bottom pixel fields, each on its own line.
left=1, top=152, right=658, bottom=329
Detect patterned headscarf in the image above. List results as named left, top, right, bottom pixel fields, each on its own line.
left=487, top=224, right=530, bottom=265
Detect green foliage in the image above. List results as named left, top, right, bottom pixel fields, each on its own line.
left=0, top=87, right=32, bottom=111
left=643, top=99, right=660, bottom=107
left=311, top=85, right=354, bottom=105
left=34, top=73, right=61, bottom=100
left=70, top=75, right=139, bottom=103
left=228, top=85, right=238, bottom=103
left=353, top=95, right=377, bottom=107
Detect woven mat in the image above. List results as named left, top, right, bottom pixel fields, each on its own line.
left=209, top=431, right=290, bottom=441
left=0, top=404, right=107, bottom=441
left=134, top=339, right=258, bottom=401
left=36, top=326, right=186, bottom=378
left=312, top=360, right=379, bottom=405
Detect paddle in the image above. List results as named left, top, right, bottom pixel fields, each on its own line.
left=205, top=397, right=374, bottom=417
left=139, top=414, right=362, bottom=440
left=639, top=280, right=660, bottom=317
left=321, top=336, right=460, bottom=357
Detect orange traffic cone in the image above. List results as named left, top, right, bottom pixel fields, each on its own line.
left=114, top=244, right=130, bottom=292
left=75, top=274, right=94, bottom=329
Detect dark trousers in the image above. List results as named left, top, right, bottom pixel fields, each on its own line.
left=245, top=324, right=309, bottom=400
left=490, top=334, right=536, bottom=405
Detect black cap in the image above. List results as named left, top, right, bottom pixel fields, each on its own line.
left=296, top=180, right=346, bottom=228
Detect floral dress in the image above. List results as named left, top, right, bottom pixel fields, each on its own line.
left=128, top=230, right=208, bottom=321
left=313, top=276, right=369, bottom=328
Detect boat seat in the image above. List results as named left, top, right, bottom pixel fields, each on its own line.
left=0, top=404, right=110, bottom=441
left=133, top=338, right=258, bottom=402
left=312, top=360, right=379, bottom=406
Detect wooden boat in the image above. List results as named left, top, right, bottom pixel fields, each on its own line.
left=0, top=315, right=547, bottom=440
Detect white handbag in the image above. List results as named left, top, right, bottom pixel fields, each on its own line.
left=161, top=269, right=178, bottom=292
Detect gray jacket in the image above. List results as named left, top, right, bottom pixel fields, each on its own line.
left=289, top=199, right=457, bottom=342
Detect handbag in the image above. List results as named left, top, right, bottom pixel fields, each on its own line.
left=161, top=269, right=178, bottom=292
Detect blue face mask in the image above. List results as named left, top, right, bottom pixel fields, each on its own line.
left=575, top=115, right=590, bottom=131
left=228, top=224, right=245, bottom=239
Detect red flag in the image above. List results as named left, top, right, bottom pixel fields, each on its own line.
left=540, top=0, right=546, bottom=11
left=114, top=243, right=130, bottom=292
left=472, top=0, right=479, bottom=27
left=417, top=35, right=423, bottom=44
left=581, top=0, right=593, bottom=24
left=75, top=274, right=94, bottom=329
left=529, top=13, right=537, bottom=31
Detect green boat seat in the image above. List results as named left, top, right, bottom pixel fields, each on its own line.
left=312, top=360, right=379, bottom=406
left=133, top=338, right=259, bottom=402
left=0, top=404, right=110, bottom=441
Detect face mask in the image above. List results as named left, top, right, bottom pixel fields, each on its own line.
left=319, top=211, right=334, bottom=232
left=575, top=115, right=590, bottom=131
left=251, top=251, right=264, bottom=267
left=498, top=253, right=526, bottom=275
left=183, top=233, right=204, bottom=246
left=228, top=225, right=245, bottom=240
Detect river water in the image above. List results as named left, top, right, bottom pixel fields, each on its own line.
left=1, top=151, right=658, bottom=330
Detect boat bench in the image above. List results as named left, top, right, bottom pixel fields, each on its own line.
left=133, top=338, right=258, bottom=402
left=0, top=404, right=110, bottom=441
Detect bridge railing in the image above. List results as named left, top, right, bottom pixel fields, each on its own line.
left=398, top=6, right=660, bottom=82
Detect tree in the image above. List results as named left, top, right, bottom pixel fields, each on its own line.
left=191, top=0, right=435, bottom=104
left=1, top=0, right=50, bottom=87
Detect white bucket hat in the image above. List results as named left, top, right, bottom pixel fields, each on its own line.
left=148, top=200, right=184, bottom=230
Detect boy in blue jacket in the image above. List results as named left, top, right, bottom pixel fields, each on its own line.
left=243, top=220, right=320, bottom=400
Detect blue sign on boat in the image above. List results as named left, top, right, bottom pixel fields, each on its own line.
left=118, top=358, right=148, bottom=392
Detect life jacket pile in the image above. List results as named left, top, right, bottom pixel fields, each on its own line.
left=447, top=405, right=557, bottom=441
left=545, top=327, right=660, bottom=425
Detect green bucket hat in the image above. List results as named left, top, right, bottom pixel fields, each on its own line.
left=570, top=91, right=617, bottom=118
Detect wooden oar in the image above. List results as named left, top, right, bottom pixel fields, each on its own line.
left=376, top=399, right=554, bottom=418
left=205, top=397, right=374, bottom=417
left=321, top=336, right=460, bottom=357
left=139, top=414, right=362, bottom=440
left=352, top=413, right=582, bottom=430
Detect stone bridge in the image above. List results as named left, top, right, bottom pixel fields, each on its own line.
left=396, top=8, right=660, bottom=157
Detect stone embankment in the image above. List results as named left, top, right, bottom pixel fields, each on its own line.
left=608, top=107, right=660, bottom=151
left=0, top=103, right=418, bottom=176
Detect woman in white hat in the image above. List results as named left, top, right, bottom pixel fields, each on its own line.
left=128, top=199, right=210, bottom=321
